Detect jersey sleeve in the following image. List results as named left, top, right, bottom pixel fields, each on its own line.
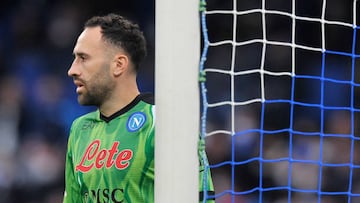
left=63, top=123, right=82, bottom=203
left=199, top=137, right=215, bottom=203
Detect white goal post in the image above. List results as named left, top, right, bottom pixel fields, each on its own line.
left=155, top=0, right=200, bottom=202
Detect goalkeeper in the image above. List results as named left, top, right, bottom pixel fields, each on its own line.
left=63, top=13, right=214, bottom=202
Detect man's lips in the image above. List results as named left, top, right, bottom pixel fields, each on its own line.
left=74, top=80, right=84, bottom=86
left=73, top=80, right=85, bottom=93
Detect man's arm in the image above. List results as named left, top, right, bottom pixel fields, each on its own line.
left=199, top=138, right=215, bottom=203
left=63, top=128, right=82, bottom=203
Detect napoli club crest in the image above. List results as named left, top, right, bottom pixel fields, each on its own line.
left=127, top=112, right=146, bottom=132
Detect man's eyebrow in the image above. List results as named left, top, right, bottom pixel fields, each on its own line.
left=73, top=52, right=89, bottom=57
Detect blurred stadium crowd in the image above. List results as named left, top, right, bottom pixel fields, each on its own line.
left=0, top=1, right=154, bottom=202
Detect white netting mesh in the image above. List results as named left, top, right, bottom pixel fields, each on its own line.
left=200, top=0, right=360, bottom=202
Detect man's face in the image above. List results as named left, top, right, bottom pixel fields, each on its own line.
left=68, top=26, right=115, bottom=106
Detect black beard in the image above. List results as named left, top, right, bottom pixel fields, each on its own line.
left=78, top=83, right=114, bottom=107
left=76, top=62, right=114, bottom=107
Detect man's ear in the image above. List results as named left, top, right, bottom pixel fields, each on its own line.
left=113, top=54, right=129, bottom=76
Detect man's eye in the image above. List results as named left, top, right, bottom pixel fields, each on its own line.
left=79, top=56, right=86, bottom=61
left=73, top=53, right=88, bottom=62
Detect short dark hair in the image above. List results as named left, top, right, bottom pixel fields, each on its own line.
left=84, top=13, right=147, bottom=72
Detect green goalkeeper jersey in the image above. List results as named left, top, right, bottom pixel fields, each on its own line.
left=63, top=93, right=214, bottom=203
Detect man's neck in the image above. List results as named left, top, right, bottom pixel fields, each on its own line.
left=99, top=87, right=140, bottom=117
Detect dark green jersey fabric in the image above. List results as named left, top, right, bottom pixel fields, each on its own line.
left=63, top=94, right=214, bottom=203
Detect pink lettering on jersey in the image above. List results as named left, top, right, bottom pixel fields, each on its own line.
left=76, top=139, right=133, bottom=173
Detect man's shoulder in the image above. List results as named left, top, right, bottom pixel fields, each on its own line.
left=71, top=110, right=99, bottom=127
left=139, top=93, right=154, bottom=105
left=76, top=110, right=98, bottom=120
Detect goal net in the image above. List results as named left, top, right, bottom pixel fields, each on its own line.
left=200, top=0, right=360, bottom=202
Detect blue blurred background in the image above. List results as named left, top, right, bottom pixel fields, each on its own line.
left=0, top=1, right=154, bottom=202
